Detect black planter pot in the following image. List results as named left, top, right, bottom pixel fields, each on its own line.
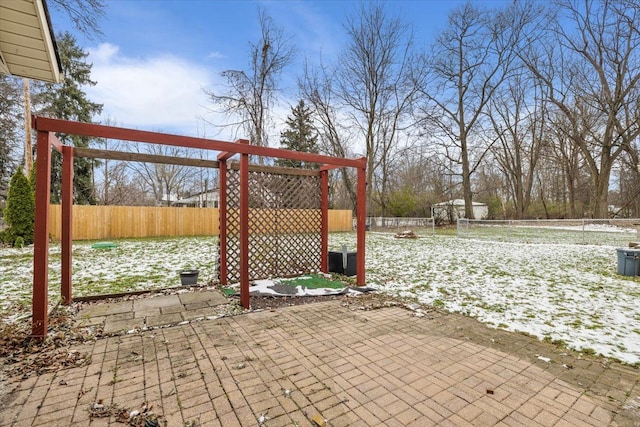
left=180, top=270, right=199, bottom=286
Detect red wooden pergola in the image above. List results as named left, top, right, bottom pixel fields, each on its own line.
left=30, top=116, right=367, bottom=337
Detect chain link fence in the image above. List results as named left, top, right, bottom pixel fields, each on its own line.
left=457, top=218, right=640, bottom=246
left=353, top=217, right=435, bottom=235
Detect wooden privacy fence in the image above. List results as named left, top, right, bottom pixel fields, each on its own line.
left=48, top=205, right=352, bottom=240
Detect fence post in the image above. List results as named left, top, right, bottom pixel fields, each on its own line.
left=431, top=206, right=435, bottom=237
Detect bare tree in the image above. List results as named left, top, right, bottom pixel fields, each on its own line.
left=338, top=3, right=423, bottom=215
left=487, top=73, right=548, bottom=218
left=299, top=63, right=358, bottom=208
left=420, top=2, right=540, bottom=218
left=90, top=118, right=118, bottom=205
left=522, top=0, right=640, bottom=218
left=94, top=161, right=153, bottom=206
left=300, top=3, right=422, bottom=214
left=616, top=147, right=640, bottom=217
left=545, top=110, right=589, bottom=218
left=206, top=9, right=295, bottom=151
left=385, top=145, right=445, bottom=217
left=126, top=144, right=197, bottom=206
left=48, top=0, right=106, bottom=40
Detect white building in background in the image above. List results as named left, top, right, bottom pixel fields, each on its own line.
left=173, top=190, right=220, bottom=208
left=433, top=199, right=489, bottom=223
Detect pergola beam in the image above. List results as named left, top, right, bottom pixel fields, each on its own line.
left=73, top=147, right=320, bottom=176
left=30, top=117, right=368, bottom=336
left=34, top=116, right=364, bottom=169
left=74, top=147, right=221, bottom=169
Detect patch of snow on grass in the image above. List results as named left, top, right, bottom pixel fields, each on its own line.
left=2, top=231, right=639, bottom=364
left=329, top=231, right=640, bottom=365
left=0, top=237, right=219, bottom=314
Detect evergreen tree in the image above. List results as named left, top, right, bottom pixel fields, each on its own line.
left=276, top=100, right=319, bottom=169
left=4, top=169, right=35, bottom=245
left=34, top=32, right=103, bottom=204
left=0, top=75, right=22, bottom=201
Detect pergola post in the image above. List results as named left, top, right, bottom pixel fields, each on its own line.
left=61, top=145, right=73, bottom=304
left=218, top=159, right=228, bottom=285
left=356, top=160, right=367, bottom=286
left=217, top=141, right=246, bottom=287
left=239, top=150, right=250, bottom=309
left=32, top=131, right=53, bottom=337
left=29, top=117, right=367, bottom=335
left=320, top=169, right=329, bottom=273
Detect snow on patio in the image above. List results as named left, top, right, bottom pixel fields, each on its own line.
left=1, top=231, right=639, bottom=364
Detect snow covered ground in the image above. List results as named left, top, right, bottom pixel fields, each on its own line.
left=457, top=222, right=637, bottom=245
left=0, top=237, right=219, bottom=318
left=331, top=231, right=640, bottom=365
left=1, top=231, right=639, bottom=364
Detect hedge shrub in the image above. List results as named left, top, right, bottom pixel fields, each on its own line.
left=5, top=169, right=35, bottom=246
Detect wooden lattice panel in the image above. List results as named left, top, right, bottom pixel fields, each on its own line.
left=223, top=169, right=241, bottom=282
left=220, top=167, right=321, bottom=283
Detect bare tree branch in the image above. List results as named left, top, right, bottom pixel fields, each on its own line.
left=205, top=9, right=295, bottom=152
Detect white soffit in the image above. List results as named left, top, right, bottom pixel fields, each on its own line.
left=0, top=0, right=61, bottom=83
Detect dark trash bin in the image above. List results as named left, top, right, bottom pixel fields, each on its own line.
left=328, top=251, right=357, bottom=277
left=616, top=248, right=640, bottom=276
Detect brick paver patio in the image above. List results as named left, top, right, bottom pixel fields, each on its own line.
left=1, top=295, right=638, bottom=426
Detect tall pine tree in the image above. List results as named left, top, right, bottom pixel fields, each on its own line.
left=34, top=32, right=103, bottom=204
left=0, top=75, right=22, bottom=201
left=276, top=100, right=319, bottom=169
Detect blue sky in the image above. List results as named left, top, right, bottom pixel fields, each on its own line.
left=46, top=0, right=500, bottom=141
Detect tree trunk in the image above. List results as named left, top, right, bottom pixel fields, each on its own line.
left=366, top=155, right=375, bottom=215
left=23, top=79, right=32, bottom=175
left=591, top=164, right=612, bottom=219
left=460, top=134, right=475, bottom=219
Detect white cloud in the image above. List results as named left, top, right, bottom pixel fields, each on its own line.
left=82, top=43, right=309, bottom=147
left=207, top=51, right=226, bottom=60
left=86, top=43, right=223, bottom=137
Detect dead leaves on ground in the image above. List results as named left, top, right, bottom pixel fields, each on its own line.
left=89, top=400, right=164, bottom=426
left=0, top=305, right=94, bottom=380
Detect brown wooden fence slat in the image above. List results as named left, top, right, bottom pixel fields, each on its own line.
left=48, top=205, right=351, bottom=240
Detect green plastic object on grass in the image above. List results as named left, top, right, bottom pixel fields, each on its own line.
left=281, top=274, right=345, bottom=289
left=91, top=242, right=118, bottom=249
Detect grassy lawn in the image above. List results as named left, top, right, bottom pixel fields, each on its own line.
left=0, top=236, right=219, bottom=318
left=1, top=230, right=639, bottom=364
left=457, top=223, right=637, bottom=246
left=330, top=230, right=640, bottom=365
